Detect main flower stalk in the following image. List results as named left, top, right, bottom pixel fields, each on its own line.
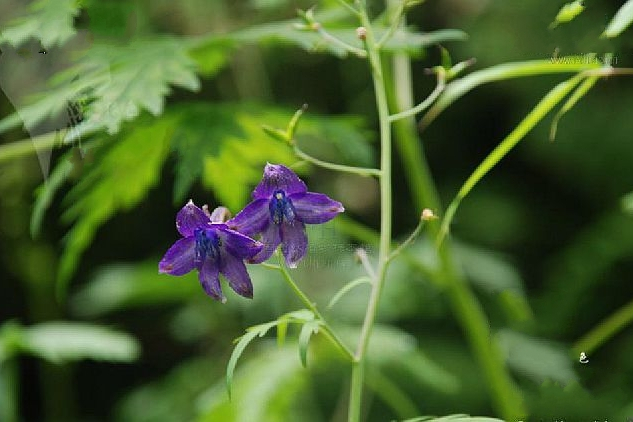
left=348, top=3, right=393, bottom=421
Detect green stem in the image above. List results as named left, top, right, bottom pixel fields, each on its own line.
left=384, top=31, right=527, bottom=421
left=0, top=131, right=62, bottom=164
left=388, top=71, right=445, bottom=122
left=0, top=359, right=19, bottom=422
left=349, top=2, right=393, bottom=420
left=317, top=27, right=368, bottom=58
left=275, top=252, right=356, bottom=362
left=573, top=297, right=633, bottom=355
left=387, top=219, right=423, bottom=262
left=293, top=145, right=381, bottom=177
left=376, top=0, right=408, bottom=49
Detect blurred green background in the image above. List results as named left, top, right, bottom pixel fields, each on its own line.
left=1, top=0, right=633, bottom=421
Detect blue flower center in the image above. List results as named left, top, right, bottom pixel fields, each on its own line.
left=269, top=190, right=295, bottom=225
left=194, top=228, right=221, bottom=264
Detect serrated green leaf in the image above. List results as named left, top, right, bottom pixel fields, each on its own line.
left=328, top=276, right=372, bottom=309
left=0, top=37, right=201, bottom=140
left=57, top=116, right=174, bottom=297
left=298, top=320, right=321, bottom=367
left=1, top=0, right=81, bottom=48
left=602, top=0, right=633, bottom=38
left=175, top=103, right=371, bottom=210
left=68, top=38, right=200, bottom=139
left=20, top=322, right=140, bottom=364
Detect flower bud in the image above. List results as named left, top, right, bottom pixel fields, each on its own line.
left=421, top=208, right=437, bottom=221
left=356, top=27, right=367, bottom=41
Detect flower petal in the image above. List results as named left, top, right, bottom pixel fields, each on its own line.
left=199, top=258, right=224, bottom=302
left=281, top=221, right=308, bottom=268
left=220, top=252, right=253, bottom=299
left=159, top=237, right=196, bottom=275
left=252, top=163, right=307, bottom=199
left=290, top=192, right=344, bottom=224
left=249, top=222, right=281, bottom=264
left=219, top=228, right=263, bottom=259
left=176, top=200, right=211, bottom=237
left=209, top=206, right=231, bottom=223
left=226, top=199, right=269, bottom=236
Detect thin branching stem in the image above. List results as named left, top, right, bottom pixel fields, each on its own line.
left=388, top=71, right=446, bottom=122
left=387, top=219, right=424, bottom=262
left=293, top=145, right=382, bottom=177
left=316, top=26, right=368, bottom=58
left=273, top=252, right=356, bottom=362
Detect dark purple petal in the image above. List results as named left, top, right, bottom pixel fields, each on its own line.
left=159, top=237, right=196, bottom=275
left=281, top=221, right=308, bottom=268
left=209, top=206, right=231, bottom=223
left=199, top=258, right=224, bottom=302
left=220, top=252, right=253, bottom=299
left=290, top=192, right=344, bottom=224
left=252, top=163, right=307, bottom=199
left=249, top=222, right=281, bottom=264
left=176, top=200, right=211, bottom=237
left=218, top=227, right=263, bottom=259
left=227, top=199, right=270, bottom=236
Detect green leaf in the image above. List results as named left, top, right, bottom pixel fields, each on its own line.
left=226, top=9, right=466, bottom=58
left=57, top=116, right=174, bottom=297
left=170, top=103, right=371, bottom=209
left=622, top=191, right=633, bottom=214
left=550, top=75, right=598, bottom=141
left=186, top=36, right=233, bottom=77
left=68, top=38, right=200, bottom=139
left=400, top=415, right=504, bottom=422
left=0, top=0, right=81, bottom=48
left=439, top=74, right=585, bottom=243
left=276, top=320, right=288, bottom=347
left=30, top=151, right=74, bottom=237
left=226, top=321, right=280, bottom=398
left=328, top=276, right=372, bottom=309
left=20, top=322, right=140, bottom=364
left=496, top=330, right=577, bottom=385
left=0, top=37, right=201, bottom=140
left=71, top=261, right=200, bottom=317
left=203, top=345, right=316, bottom=422
left=365, top=367, right=419, bottom=420
left=602, top=0, right=633, bottom=38
left=549, top=0, right=585, bottom=29
left=455, top=243, right=524, bottom=294
left=421, top=59, right=601, bottom=128
left=298, top=320, right=321, bottom=368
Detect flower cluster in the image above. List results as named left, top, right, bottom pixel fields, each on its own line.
left=159, top=164, right=344, bottom=302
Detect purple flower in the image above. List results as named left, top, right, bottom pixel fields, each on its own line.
left=228, top=164, right=344, bottom=268
left=159, top=200, right=263, bottom=302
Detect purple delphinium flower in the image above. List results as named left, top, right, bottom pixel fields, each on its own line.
left=228, top=163, right=344, bottom=268
left=159, top=200, right=263, bottom=302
